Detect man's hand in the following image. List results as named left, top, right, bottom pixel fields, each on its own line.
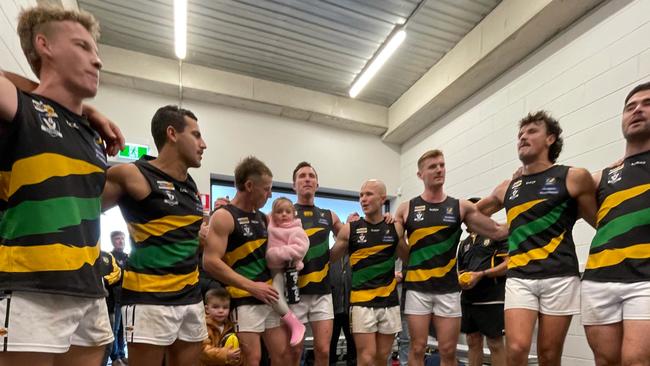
left=346, top=212, right=360, bottom=223
left=82, top=104, right=125, bottom=156
left=247, top=281, right=279, bottom=305
left=227, top=348, right=241, bottom=364
left=608, top=158, right=624, bottom=168
left=199, top=221, right=209, bottom=243
left=395, top=271, right=403, bottom=283
left=214, top=196, right=231, bottom=209
left=383, top=212, right=395, bottom=224
left=459, top=271, right=484, bottom=290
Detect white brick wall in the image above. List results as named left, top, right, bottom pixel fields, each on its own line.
left=0, top=0, right=37, bottom=79
left=399, top=0, right=650, bottom=363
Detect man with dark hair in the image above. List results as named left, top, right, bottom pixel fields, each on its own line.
left=478, top=111, right=597, bottom=365
left=102, top=105, right=208, bottom=366
left=395, top=149, right=508, bottom=366
left=581, top=82, right=650, bottom=365
left=150, top=106, right=198, bottom=150
left=457, top=198, right=508, bottom=366
left=203, top=156, right=290, bottom=366
left=287, top=161, right=345, bottom=366
left=0, top=5, right=124, bottom=366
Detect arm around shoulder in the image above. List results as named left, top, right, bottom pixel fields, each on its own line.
left=568, top=167, right=597, bottom=228
left=0, top=73, right=19, bottom=123
left=102, top=163, right=134, bottom=211
left=476, top=180, right=509, bottom=216
left=330, top=223, right=350, bottom=262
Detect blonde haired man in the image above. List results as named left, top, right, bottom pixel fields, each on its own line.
left=0, top=5, right=122, bottom=366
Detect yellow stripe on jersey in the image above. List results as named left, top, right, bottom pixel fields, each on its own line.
left=224, top=238, right=266, bottom=266
left=0, top=170, right=10, bottom=201
left=407, top=226, right=447, bottom=246
left=586, top=243, right=650, bottom=269
left=0, top=242, right=99, bottom=272
left=122, top=268, right=198, bottom=292
left=597, top=184, right=650, bottom=225
left=298, top=263, right=330, bottom=288
left=350, top=244, right=391, bottom=266
left=226, top=279, right=273, bottom=299
left=128, top=215, right=202, bottom=243
left=508, top=231, right=565, bottom=269
left=304, top=227, right=324, bottom=237
left=351, top=278, right=397, bottom=303
left=7, top=153, right=104, bottom=198
left=406, top=257, right=456, bottom=282
left=507, top=199, right=547, bottom=225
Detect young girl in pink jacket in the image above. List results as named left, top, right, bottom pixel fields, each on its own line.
left=266, top=197, right=309, bottom=346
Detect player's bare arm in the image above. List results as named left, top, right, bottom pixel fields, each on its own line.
left=203, top=209, right=279, bottom=304
left=330, top=222, right=350, bottom=262
left=567, top=167, right=598, bottom=228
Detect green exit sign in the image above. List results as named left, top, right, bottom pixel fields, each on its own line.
left=118, top=143, right=149, bottom=160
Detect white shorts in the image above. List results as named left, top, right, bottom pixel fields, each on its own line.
left=350, top=306, right=401, bottom=334
left=581, top=280, right=650, bottom=325
left=289, top=294, right=334, bottom=323
left=122, top=302, right=208, bottom=346
left=0, top=291, right=113, bottom=353
left=403, top=290, right=461, bottom=317
left=231, top=304, right=281, bottom=333
left=504, top=276, right=580, bottom=315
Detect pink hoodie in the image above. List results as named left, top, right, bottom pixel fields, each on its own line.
left=266, top=218, right=310, bottom=270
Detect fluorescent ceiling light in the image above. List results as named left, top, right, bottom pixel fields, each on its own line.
left=174, top=0, right=187, bottom=59
left=349, top=29, right=406, bottom=98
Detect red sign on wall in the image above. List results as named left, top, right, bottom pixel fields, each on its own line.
left=199, top=193, right=211, bottom=212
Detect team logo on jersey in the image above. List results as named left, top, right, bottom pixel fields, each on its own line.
left=483, top=239, right=491, bottom=247
left=512, top=180, right=523, bottom=188
left=157, top=180, right=175, bottom=191
left=304, top=211, right=313, bottom=217
left=163, top=191, right=178, bottom=206
left=102, top=255, right=110, bottom=265
left=237, top=217, right=250, bottom=225
left=539, top=177, right=559, bottom=195
left=607, top=165, right=623, bottom=184
left=443, top=206, right=456, bottom=223
left=414, top=211, right=424, bottom=222
left=358, top=234, right=366, bottom=243
left=32, top=100, right=62, bottom=138
left=356, top=227, right=368, bottom=234
left=414, top=205, right=426, bottom=212
left=242, top=224, right=253, bottom=237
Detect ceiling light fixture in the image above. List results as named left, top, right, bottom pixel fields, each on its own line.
left=174, top=0, right=187, bottom=60
left=349, top=29, right=406, bottom=98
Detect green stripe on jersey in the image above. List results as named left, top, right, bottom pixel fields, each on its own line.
left=128, top=238, right=199, bottom=270
left=591, top=207, right=650, bottom=249
left=237, top=257, right=267, bottom=280
left=0, top=196, right=100, bottom=240
left=509, top=201, right=567, bottom=252
left=352, top=255, right=395, bottom=288
left=303, top=238, right=328, bottom=262
left=408, top=229, right=461, bottom=268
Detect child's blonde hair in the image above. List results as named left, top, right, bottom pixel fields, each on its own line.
left=272, top=197, right=295, bottom=213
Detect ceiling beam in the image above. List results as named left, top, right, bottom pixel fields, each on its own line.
left=98, top=45, right=389, bottom=135
left=383, top=0, right=607, bottom=144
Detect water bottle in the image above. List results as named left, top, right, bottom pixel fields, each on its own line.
left=284, top=265, right=300, bottom=304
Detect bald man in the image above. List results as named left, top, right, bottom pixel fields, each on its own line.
left=331, top=180, right=407, bottom=366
